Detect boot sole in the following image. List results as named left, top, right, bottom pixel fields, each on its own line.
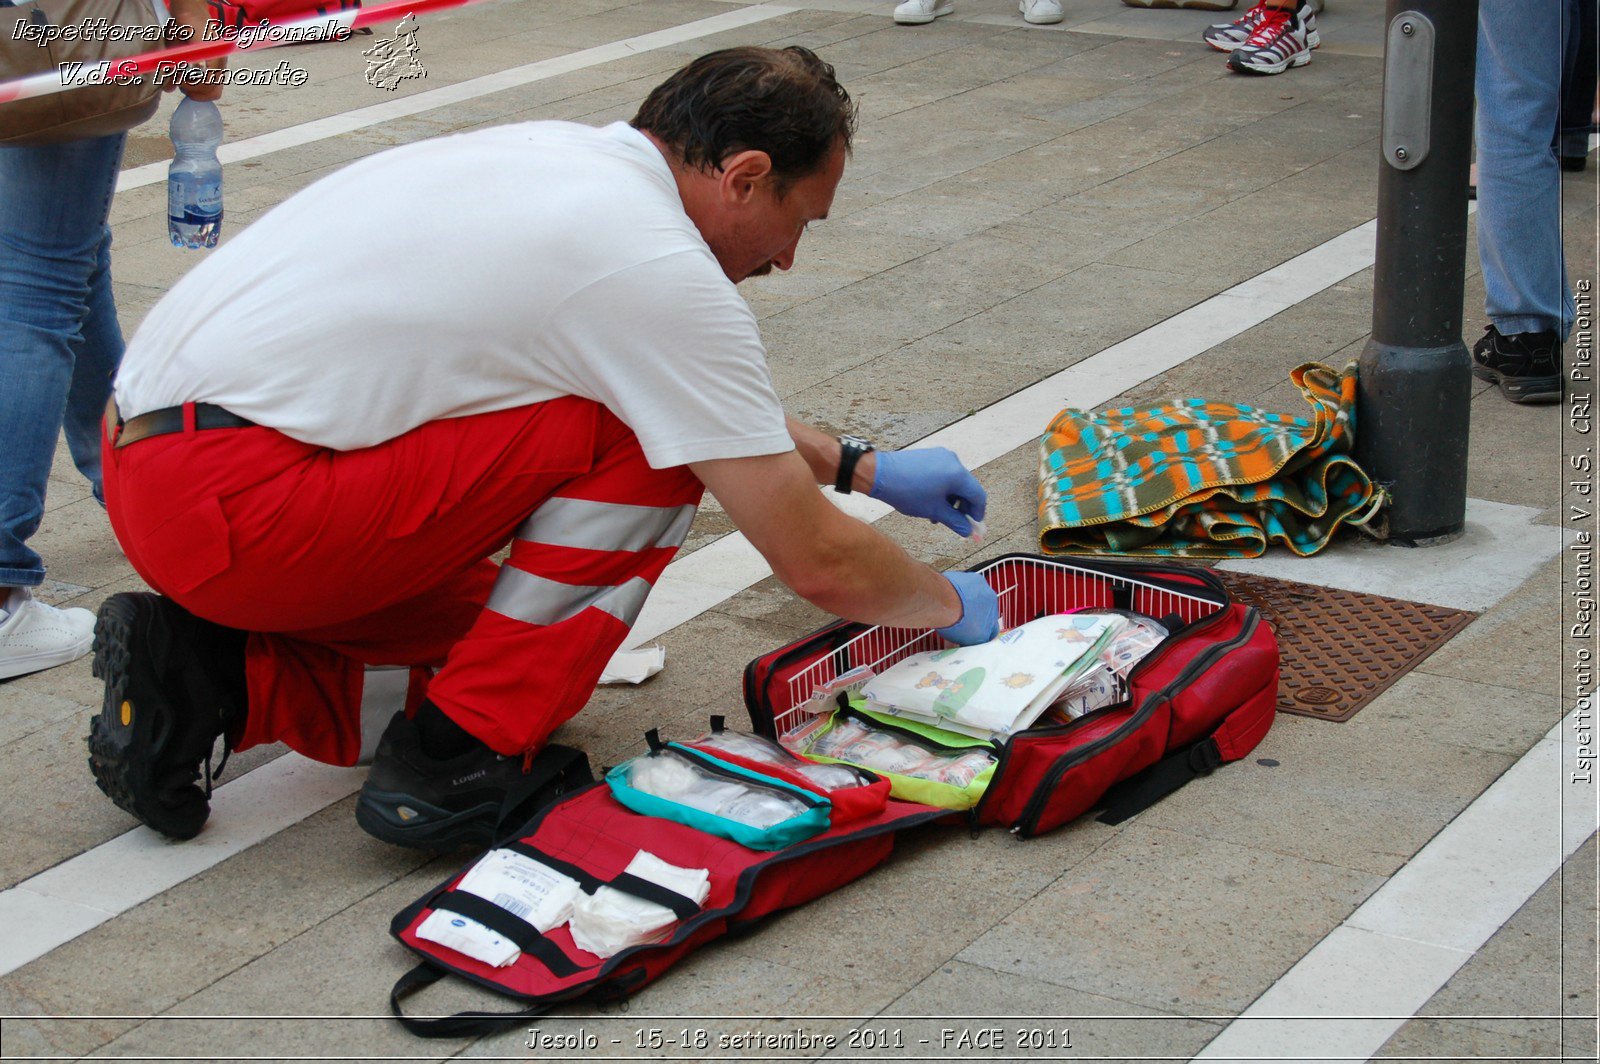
left=1472, top=364, right=1563, bottom=404
left=87, top=594, right=209, bottom=840
left=355, top=788, right=498, bottom=851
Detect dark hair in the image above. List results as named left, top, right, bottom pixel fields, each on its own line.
left=631, top=46, right=856, bottom=192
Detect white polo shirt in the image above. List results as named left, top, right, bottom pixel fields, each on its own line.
left=115, top=121, right=794, bottom=469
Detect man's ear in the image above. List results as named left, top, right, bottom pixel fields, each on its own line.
left=717, top=149, right=774, bottom=206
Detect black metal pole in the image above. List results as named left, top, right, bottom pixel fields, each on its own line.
left=1356, top=0, right=1479, bottom=545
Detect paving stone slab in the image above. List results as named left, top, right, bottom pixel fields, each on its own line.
left=718, top=821, right=1034, bottom=987
left=81, top=856, right=475, bottom=1060
left=956, top=823, right=1385, bottom=1015
left=1376, top=1017, right=1567, bottom=1062
left=1113, top=272, right=1377, bottom=411
left=0, top=712, right=144, bottom=888
left=0, top=798, right=432, bottom=1058
left=916, top=259, right=1218, bottom=373
left=1134, top=702, right=1526, bottom=878
left=1416, top=556, right=1562, bottom=697
left=884, top=961, right=1224, bottom=1062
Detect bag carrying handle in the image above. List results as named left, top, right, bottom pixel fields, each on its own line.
left=389, top=962, right=553, bottom=1038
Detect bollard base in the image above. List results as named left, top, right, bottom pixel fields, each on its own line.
left=1354, top=338, right=1471, bottom=543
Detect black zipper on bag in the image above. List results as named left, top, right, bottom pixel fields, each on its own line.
left=1010, top=608, right=1261, bottom=837
left=657, top=744, right=828, bottom=810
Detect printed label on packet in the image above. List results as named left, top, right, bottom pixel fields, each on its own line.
left=416, top=909, right=521, bottom=968
left=457, top=849, right=583, bottom=933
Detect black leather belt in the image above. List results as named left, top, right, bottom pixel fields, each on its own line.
left=111, top=402, right=257, bottom=448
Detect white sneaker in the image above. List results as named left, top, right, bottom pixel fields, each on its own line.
left=1020, top=0, right=1063, bottom=21
left=0, top=587, right=95, bottom=681
left=894, top=0, right=953, bottom=24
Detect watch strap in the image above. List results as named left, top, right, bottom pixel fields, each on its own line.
left=835, top=436, right=873, bottom=494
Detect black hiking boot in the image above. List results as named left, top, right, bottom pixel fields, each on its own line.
left=355, top=711, right=591, bottom=851
left=1471, top=325, right=1564, bottom=404
left=87, top=593, right=248, bottom=840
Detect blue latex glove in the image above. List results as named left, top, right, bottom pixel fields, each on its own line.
left=935, top=572, right=1000, bottom=646
left=868, top=448, right=987, bottom=536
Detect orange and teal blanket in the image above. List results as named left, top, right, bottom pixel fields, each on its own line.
left=1037, top=362, right=1383, bottom=559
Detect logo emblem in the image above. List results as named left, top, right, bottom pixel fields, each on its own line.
left=363, top=13, right=425, bottom=91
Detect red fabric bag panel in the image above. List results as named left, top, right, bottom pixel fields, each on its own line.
left=393, top=785, right=940, bottom=1005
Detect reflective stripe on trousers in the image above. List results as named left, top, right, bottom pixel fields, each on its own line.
left=484, top=500, right=698, bottom=628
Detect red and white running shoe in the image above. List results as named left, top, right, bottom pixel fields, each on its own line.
left=1203, top=2, right=1270, bottom=51
left=1227, top=3, right=1318, bottom=73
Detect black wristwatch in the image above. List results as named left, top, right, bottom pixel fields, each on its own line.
left=835, top=434, right=875, bottom=494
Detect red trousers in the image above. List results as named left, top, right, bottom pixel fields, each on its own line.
left=102, top=399, right=703, bottom=766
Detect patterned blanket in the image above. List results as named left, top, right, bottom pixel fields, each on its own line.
left=1037, top=362, right=1383, bottom=559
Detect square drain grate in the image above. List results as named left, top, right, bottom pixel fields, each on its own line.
left=1212, top=570, right=1478, bottom=722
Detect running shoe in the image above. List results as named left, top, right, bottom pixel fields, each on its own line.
left=1203, top=2, right=1269, bottom=50
left=1227, top=3, right=1317, bottom=74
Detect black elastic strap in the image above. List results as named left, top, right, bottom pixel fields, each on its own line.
left=501, top=841, right=700, bottom=920
left=710, top=715, right=726, bottom=733
left=390, top=961, right=552, bottom=1039
left=504, top=841, right=606, bottom=893
left=606, top=872, right=701, bottom=921
left=645, top=728, right=665, bottom=752
left=432, top=891, right=581, bottom=977
left=1096, top=738, right=1223, bottom=826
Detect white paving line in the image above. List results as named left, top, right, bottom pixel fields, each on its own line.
left=114, top=3, right=796, bottom=193
left=1195, top=708, right=1598, bottom=1063
left=0, top=757, right=364, bottom=977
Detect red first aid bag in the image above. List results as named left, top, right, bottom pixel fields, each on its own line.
left=743, top=555, right=1280, bottom=837
left=388, top=781, right=942, bottom=1037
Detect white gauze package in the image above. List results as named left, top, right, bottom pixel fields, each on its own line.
left=415, top=848, right=582, bottom=967
left=568, top=850, right=710, bottom=959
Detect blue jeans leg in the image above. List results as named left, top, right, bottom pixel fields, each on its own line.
left=1476, top=0, right=1577, bottom=339
left=0, top=133, right=128, bottom=588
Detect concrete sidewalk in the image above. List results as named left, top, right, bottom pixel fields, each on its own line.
left=0, top=0, right=1594, bottom=1059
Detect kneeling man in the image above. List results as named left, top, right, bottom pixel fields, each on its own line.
left=91, top=46, right=998, bottom=848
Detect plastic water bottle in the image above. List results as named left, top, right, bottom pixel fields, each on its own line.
left=168, top=98, right=223, bottom=249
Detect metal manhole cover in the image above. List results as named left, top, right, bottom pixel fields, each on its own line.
left=1213, top=570, right=1477, bottom=723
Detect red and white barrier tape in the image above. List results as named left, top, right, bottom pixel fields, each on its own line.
left=0, top=0, right=478, bottom=106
